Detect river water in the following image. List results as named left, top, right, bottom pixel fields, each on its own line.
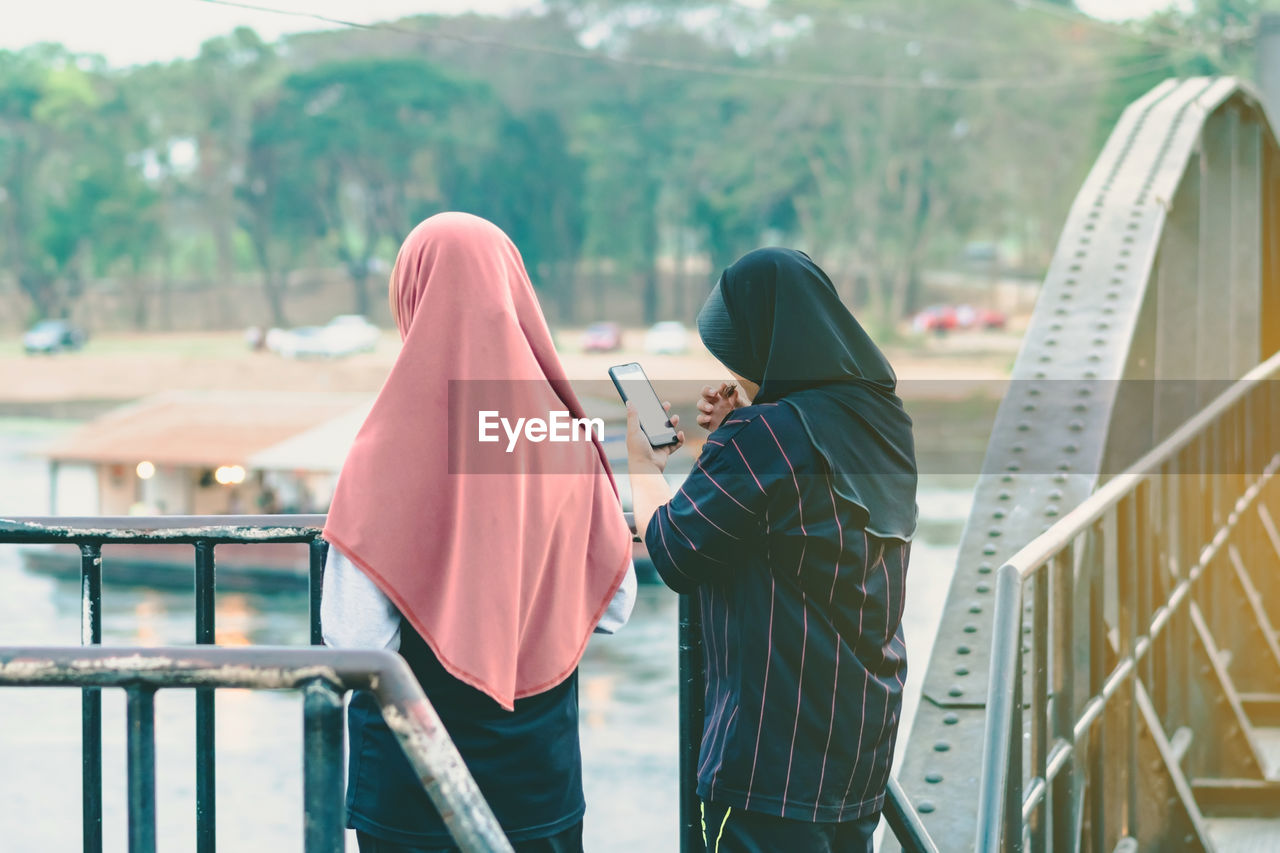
left=0, top=419, right=971, bottom=852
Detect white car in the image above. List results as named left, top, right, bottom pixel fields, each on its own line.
left=643, top=321, right=689, bottom=355
left=270, top=315, right=380, bottom=358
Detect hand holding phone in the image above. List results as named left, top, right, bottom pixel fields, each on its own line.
left=610, top=362, right=684, bottom=473
left=609, top=362, right=680, bottom=447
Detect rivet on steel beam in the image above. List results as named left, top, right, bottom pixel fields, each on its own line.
left=1073, top=403, right=1087, bottom=413
left=955, top=667, right=969, bottom=676
left=998, top=492, right=1011, bottom=501
left=1093, top=338, right=1106, bottom=346
left=1034, top=371, right=1046, bottom=379
left=983, top=544, right=998, bottom=555
left=1084, top=371, right=1098, bottom=379
left=918, top=802, right=935, bottom=814
left=988, top=529, right=1002, bottom=538
left=993, top=510, right=1005, bottom=520
left=934, top=741, right=952, bottom=752
left=1054, top=473, right=1068, bottom=484
left=1069, top=421, right=1085, bottom=431
left=1023, top=403, right=1036, bottom=412
left=1039, top=355, right=1052, bottom=363
left=1049, top=490, right=1062, bottom=500
left=925, top=772, right=943, bottom=784
left=1007, top=463, right=1020, bottom=472
left=1046, top=506, right=1060, bottom=517
left=943, top=714, right=959, bottom=725
left=978, top=563, right=993, bottom=575
left=1054, top=308, right=1068, bottom=316
left=977, top=581, right=992, bottom=592
left=1058, top=462, right=1072, bottom=472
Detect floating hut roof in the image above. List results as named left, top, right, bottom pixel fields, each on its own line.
left=42, top=391, right=373, bottom=469
left=248, top=400, right=374, bottom=473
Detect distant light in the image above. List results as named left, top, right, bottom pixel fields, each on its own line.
left=136, top=461, right=156, bottom=480
left=214, top=465, right=246, bottom=486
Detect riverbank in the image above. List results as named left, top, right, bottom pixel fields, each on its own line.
left=0, top=328, right=1017, bottom=417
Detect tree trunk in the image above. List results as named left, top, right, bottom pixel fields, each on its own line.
left=350, top=264, right=371, bottom=317
left=262, top=269, right=288, bottom=328
left=641, top=178, right=661, bottom=325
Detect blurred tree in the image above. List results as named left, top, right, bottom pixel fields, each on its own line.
left=442, top=109, right=587, bottom=321
left=190, top=29, right=279, bottom=304
left=253, top=58, right=500, bottom=316
left=0, top=48, right=159, bottom=321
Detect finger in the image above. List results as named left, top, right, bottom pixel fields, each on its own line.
left=701, top=385, right=716, bottom=398
left=668, top=413, right=680, bottom=428
left=698, top=401, right=712, bottom=413
left=662, top=401, right=672, bottom=411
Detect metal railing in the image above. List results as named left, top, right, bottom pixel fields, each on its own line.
left=0, top=513, right=330, bottom=852
left=0, top=645, right=512, bottom=853
left=0, top=513, right=939, bottom=852
left=975, top=353, right=1280, bottom=850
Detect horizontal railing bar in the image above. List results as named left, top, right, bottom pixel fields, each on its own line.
left=0, top=514, right=327, bottom=544
left=0, top=645, right=392, bottom=690
left=0, top=512, right=642, bottom=545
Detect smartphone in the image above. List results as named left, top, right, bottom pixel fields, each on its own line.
left=609, top=362, right=680, bottom=448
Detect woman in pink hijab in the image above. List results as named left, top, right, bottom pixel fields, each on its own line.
left=321, top=212, right=639, bottom=852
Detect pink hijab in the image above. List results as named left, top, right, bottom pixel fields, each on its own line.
left=323, top=212, right=632, bottom=710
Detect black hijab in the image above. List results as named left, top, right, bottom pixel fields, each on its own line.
left=696, top=247, right=918, bottom=541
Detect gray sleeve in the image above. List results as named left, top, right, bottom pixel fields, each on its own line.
left=320, top=545, right=402, bottom=651
left=593, top=560, right=638, bottom=635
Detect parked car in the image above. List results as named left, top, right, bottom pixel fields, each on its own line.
left=269, top=315, right=380, bottom=359
left=582, top=322, right=622, bottom=353
left=23, top=320, right=86, bottom=354
left=911, top=305, right=958, bottom=335
left=643, top=321, right=689, bottom=355
left=912, top=304, right=1007, bottom=335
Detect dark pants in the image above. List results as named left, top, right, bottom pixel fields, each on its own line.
left=355, top=821, right=583, bottom=853
left=701, top=801, right=879, bottom=853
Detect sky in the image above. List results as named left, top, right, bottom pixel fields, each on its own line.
left=1, top=0, right=1195, bottom=68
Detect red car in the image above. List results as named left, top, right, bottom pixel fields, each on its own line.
left=582, top=322, right=622, bottom=353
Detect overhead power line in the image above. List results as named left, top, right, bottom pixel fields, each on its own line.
left=194, top=0, right=1199, bottom=91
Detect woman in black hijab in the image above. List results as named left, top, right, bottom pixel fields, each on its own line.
left=626, top=247, right=917, bottom=853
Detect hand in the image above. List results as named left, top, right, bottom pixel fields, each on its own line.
left=697, top=382, right=747, bottom=432
left=626, top=401, right=684, bottom=473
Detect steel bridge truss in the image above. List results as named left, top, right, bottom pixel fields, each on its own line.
left=897, top=77, right=1280, bottom=851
